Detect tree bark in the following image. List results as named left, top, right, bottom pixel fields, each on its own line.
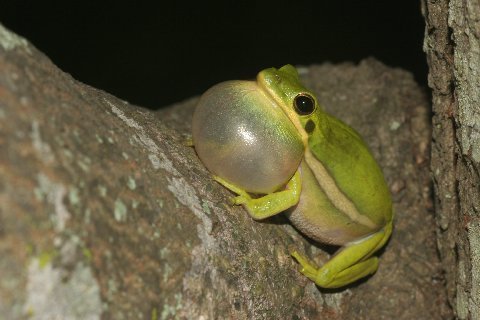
left=422, top=1, right=480, bottom=319
left=0, top=23, right=451, bottom=319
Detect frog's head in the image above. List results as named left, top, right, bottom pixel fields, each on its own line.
left=257, top=65, right=323, bottom=148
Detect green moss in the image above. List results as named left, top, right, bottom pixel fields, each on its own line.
left=151, top=307, right=158, bottom=320
left=38, top=251, right=57, bottom=269
left=82, top=247, right=93, bottom=262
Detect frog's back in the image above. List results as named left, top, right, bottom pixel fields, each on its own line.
left=309, top=113, right=392, bottom=229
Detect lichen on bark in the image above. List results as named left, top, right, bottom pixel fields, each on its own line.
left=422, top=1, right=480, bottom=318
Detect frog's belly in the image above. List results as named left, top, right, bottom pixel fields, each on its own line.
left=284, top=162, right=378, bottom=246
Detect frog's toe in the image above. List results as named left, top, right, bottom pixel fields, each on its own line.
left=183, top=137, right=194, bottom=146
left=232, top=195, right=248, bottom=205
left=291, top=251, right=320, bottom=280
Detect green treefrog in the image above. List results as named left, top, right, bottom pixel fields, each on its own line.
left=192, top=65, right=393, bottom=288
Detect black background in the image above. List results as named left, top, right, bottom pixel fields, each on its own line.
left=0, top=1, right=426, bottom=109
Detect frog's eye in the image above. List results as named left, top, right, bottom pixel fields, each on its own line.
left=293, top=94, right=316, bottom=116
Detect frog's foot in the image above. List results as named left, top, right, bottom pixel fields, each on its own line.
left=291, top=222, right=392, bottom=288
left=213, top=175, right=260, bottom=212
left=291, top=251, right=321, bottom=281
left=213, top=175, right=252, bottom=203
left=291, top=251, right=378, bottom=288
left=213, top=171, right=302, bottom=220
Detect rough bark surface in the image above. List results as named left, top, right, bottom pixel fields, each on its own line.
left=0, top=24, right=451, bottom=319
left=422, top=1, right=480, bottom=319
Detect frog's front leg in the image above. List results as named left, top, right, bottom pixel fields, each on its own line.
left=292, top=220, right=392, bottom=288
left=214, top=170, right=302, bottom=220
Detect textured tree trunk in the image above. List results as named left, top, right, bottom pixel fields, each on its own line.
left=422, top=1, right=480, bottom=319
left=0, top=23, right=452, bottom=319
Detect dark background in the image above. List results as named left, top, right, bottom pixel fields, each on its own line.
left=0, top=1, right=426, bottom=109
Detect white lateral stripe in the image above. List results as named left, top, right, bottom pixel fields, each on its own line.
left=304, top=150, right=377, bottom=229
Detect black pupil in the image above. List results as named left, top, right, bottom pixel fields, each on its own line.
left=294, top=95, right=315, bottom=115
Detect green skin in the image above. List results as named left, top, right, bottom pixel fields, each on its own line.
left=213, top=65, right=393, bottom=289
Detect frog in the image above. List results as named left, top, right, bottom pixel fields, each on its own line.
left=191, top=64, right=393, bottom=288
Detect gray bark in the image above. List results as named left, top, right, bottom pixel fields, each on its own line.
left=0, top=23, right=451, bottom=319
left=422, top=1, right=480, bottom=319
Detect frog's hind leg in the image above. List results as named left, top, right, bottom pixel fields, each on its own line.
left=292, top=220, right=392, bottom=288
